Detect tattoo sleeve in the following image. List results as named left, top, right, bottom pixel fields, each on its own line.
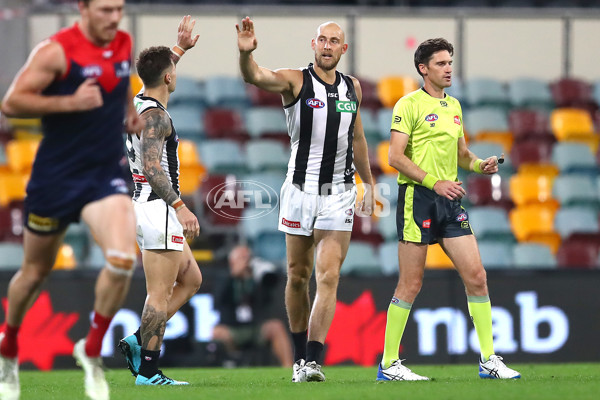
left=140, top=304, right=167, bottom=351
left=140, top=108, right=179, bottom=205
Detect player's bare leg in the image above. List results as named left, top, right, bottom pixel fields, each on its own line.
left=167, top=242, right=202, bottom=318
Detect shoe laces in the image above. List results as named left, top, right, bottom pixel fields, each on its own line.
left=305, top=361, right=321, bottom=371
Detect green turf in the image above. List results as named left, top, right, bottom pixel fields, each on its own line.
left=19, top=363, right=600, bottom=400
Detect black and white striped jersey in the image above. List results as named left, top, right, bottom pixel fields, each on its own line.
left=126, top=94, right=180, bottom=203
left=284, top=63, right=358, bottom=195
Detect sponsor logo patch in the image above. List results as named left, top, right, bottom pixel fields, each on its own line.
left=454, top=115, right=461, bottom=125
left=132, top=174, right=147, bottom=183
left=440, top=101, right=448, bottom=107
left=345, top=218, right=353, bottom=224
left=456, top=212, right=467, bottom=222
left=335, top=100, right=357, bottom=113
left=425, top=114, right=438, bottom=122
left=114, top=61, right=130, bottom=78
left=306, top=98, right=325, bottom=109
left=422, top=219, right=431, bottom=229
left=82, top=65, right=103, bottom=78
left=393, top=115, right=402, bottom=124
left=461, top=221, right=470, bottom=229
left=27, top=213, right=59, bottom=232
left=172, top=235, right=184, bottom=244
left=345, top=208, right=354, bottom=216
left=282, top=218, right=301, bottom=229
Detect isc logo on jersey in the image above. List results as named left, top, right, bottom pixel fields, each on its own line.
left=306, top=98, right=325, bottom=109
left=336, top=100, right=357, bottom=113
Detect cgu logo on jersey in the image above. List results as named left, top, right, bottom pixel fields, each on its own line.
left=336, top=100, right=357, bottom=113
left=306, top=98, right=325, bottom=109
left=82, top=65, right=103, bottom=78
left=425, top=114, right=438, bottom=122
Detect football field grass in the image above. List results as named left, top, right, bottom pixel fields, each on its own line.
left=19, top=363, right=600, bottom=400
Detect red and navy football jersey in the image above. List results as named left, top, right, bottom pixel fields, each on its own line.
left=31, top=23, right=132, bottom=188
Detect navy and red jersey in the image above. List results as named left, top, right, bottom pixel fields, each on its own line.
left=30, top=23, right=132, bottom=192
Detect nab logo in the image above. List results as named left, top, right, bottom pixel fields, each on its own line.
left=82, top=65, right=103, bottom=78
left=394, top=116, right=402, bottom=124
left=306, top=98, right=325, bottom=109
left=425, top=114, right=438, bottom=122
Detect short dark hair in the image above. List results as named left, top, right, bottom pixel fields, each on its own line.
left=414, top=38, right=454, bottom=77
left=136, top=46, right=174, bottom=88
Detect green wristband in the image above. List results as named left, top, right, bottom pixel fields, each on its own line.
left=422, top=174, right=439, bottom=190
left=473, top=159, right=484, bottom=174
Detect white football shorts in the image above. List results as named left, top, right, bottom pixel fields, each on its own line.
left=278, top=180, right=357, bottom=236
left=133, top=199, right=184, bottom=251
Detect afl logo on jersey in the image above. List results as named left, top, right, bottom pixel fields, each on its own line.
left=82, top=65, right=103, bottom=78
left=306, top=98, right=325, bottom=109
left=425, top=114, right=438, bottom=122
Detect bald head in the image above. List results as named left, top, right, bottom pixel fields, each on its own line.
left=316, top=21, right=345, bottom=44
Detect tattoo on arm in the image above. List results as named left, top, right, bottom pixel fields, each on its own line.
left=140, top=304, right=167, bottom=351
left=140, top=108, right=179, bottom=205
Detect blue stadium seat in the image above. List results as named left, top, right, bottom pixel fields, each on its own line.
left=245, top=140, right=289, bottom=173
left=252, top=231, right=286, bottom=265
left=551, top=142, right=598, bottom=175
left=241, top=171, right=284, bottom=207
left=554, top=206, right=599, bottom=239
left=241, top=206, right=280, bottom=241
left=197, top=140, right=247, bottom=175
left=377, top=212, right=397, bottom=241
left=376, top=173, right=399, bottom=207
left=360, top=108, right=381, bottom=145
left=513, top=243, right=557, bottom=269
left=168, top=104, right=204, bottom=138
left=445, top=76, right=463, bottom=101
left=169, top=76, right=205, bottom=106
left=378, top=241, right=399, bottom=276
left=0, top=242, right=24, bottom=269
left=469, top=206, right=514, bottom=242
left=508, top=77, right=553, bottom=109
left=85, top=244, right=105, bottom=269
left=463, top=107, right=509, bottom=137
left=463, top=78, right=509, bottom=108
left=204, top=76, right=249, bottom=108
left=341, top=241, right=381, bottom=276
left=376, top=108, right=394, bottom=140
left=552, top=174, right=599, bottom=208
left=478, top=241, right=514, bottom=269
left=245, top=107, right=288, bottom=138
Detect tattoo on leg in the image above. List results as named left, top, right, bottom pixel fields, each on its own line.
left=140, top=304, right=167, bottom=351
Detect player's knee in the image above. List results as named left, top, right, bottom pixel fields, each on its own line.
left=316, top=268, right=340, bottom=289
left=212, top=325, right=230, bottom=341
left=466, top=268, right=487, bottom=291
left=104, top=249, right=136, bottom=277
left=287, top=271, right=310, bottom=291
left=400, top=276, right=423, bottom=298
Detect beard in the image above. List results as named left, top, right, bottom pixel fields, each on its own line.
left=314, top=54, right=339, bottom=71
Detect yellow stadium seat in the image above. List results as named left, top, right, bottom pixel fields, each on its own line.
left=130, top=73, right=144, bottom=97
left=517, top=163, right=560, bottom=179
left=426, top=243, right=454, bottom=269
left=474, top=131, right=514, bottom=153
left=526, top=233, right=562, bottom=254
left=376, top=141, right=396, bottom=174
left=509, top=173, right=557, bottom=207
left=0, top=171, right=29, bottom=207
left=6, top=139, right=40, bottom=173
left=550, top=108, right=594, bottom=141
left=377, top=76, right=419, bottom=108
left=53, top=244, right=77, bottom=270
left=178, top=165, right=205, bottom=196
left=509, top=204, right=558, bottom=242
left=178, top=139, right=200, bottom=167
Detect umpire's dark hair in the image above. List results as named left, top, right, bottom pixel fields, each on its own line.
left=136, top=46, right=174, bottom=88
left=414, top=38, right=454, bottom=77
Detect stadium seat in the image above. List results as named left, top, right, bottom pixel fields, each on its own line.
left=463, top=78, right=509, bottom=108
left=551, top=142, right=598, bottom=175
left=168, top=105, right=204, bottom=138
left=508, top=77, right=553, bottom=109
left=510, top=138, right=554, bottom=169
left=5, top=139, right=40, bottom=172
left=341, top=241, right=381, bottom=276
left=425, top=243, right=453, bottom=269
left=376, top=108, right=394, bottom=140
left=517, top=163, right=559, bottom=179
left=444, top=76, right=463, bottom=101
left=376, top=173, right=399, bottom=207
left=378, top=241, right=399, bottom=276
left=466, top=174, right=513, bottom=211
left=550, top=108, right=598, bottom=151
left=377, top=212, right=397, bottom=241
left=512, top=243, right=557, bottom=269
left=53, top=244, right=77, bottom=270
left=241, top=171, right=283, bottom=207
left=169, top=76, right=205, bottom=106
left=552, top=174, right=599, bottom=208
left=550, top=78, right=594, bottom=109
left=130, top=73, right=143, bottom=97
left=246, top=140, right=289, bottom=173
left=252, top=231, right=286, bottom=264
left=556, top=241, right=599, bottom=269
left=376, top=76, right=419, bottom=108
left=197, top=140, right=247, bottom=175
left=554, top=206, right=599, bottom=239
left=473, top=131, right=514, bottom=153
left=468, top=206, right=514, bottom=242
left=241, top=206, right=280, bottom=241
left=359, top=108, right=381, bottom=145
left=0, top=242, right=24, bottom=269
left=197, top=174, right=243, bottom=228
left=0, top=171, right=29, bottom=207
left=204, top=76, right=249, bottom=108
left=245, top=107, right=288, bottom=138
left=478, top=241, right=514, bottom=269
left=509, top=172, right=557, bottom=207
left=355, top=76, right=382, bottom=110
left=352, top=215, right=384, bottom=247
left=508, top=109, right=553, bottom=142
left=0, top=143, right=6, bottom=165
left=203, top=108, right=249, bottom=142
left=509, top=204, right=558, bottom=242
left=376, top=141, right=396, bottom=175
left=246, top=84, right=282, bottom=107
left=463, top=107, right=509, bottom=137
